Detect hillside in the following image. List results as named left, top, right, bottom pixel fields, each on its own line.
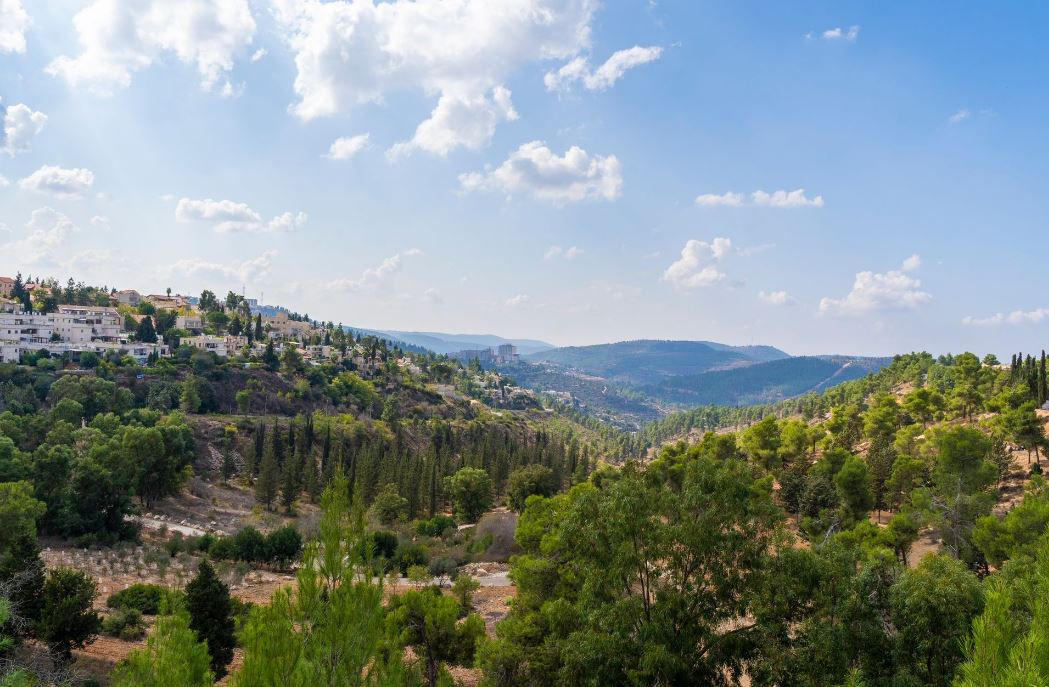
left=376, top=331, right=555, bottom=355
left=525, top=339, right=790, bottom=385
left=645, top=355, right=891, bottom=407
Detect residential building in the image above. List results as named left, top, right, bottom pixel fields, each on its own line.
left=0, top=304, right=164, bottom=363
left=145, top=294, right=188, bottom=310
left=0, top=277, right=14, bottom=298
left=262, top=310, right=312, bottom=339
left=182, top=335, right=248, bottom=358
left=114, top=289, right=142, bottom=307
left=175, top=314, right=203, bottom=333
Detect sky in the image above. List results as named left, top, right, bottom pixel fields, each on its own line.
left=1, top=1, right=1048, bottom=357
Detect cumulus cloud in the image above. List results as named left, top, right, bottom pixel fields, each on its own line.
left=694, top=188, right=823, bottom=208
left=0, top=207, right=78, bottom=265
left=271, top=0, right=596, bottom=153
left=962, top=309, right=1049, bottom=327
left=3, top=102, right=47, bottom=155
left=165, top=250, right=277, bottom=284
left=758, top=290, right=794, bottom=306
left=175, top=197, right=306, bottom=233
left=0, top=175, right=8, bottom=187
left=0, top=0, right=29, bottom=53
left=250, top=47, right=266, bottom=62
left=545, top=245, right=584, bottom=260
left=18, top=165, right=95, bottom=198
left=388, top=86, right=518, bottom=159
left=324, top=133, right=370, bottom=160
left=663, top=238, right=733, bottom=289
left=505, top=294, right=530, bottom=307
left=46, top=0, right=256, bottom=94
left=90, top=215, right=111, bottom=230
left=328, top=249, right=423, bottom=291
left=822, top=26, right=859, bottom=41
left=751, top=188, right=824, bottom=208
left=902, top=254, right=921, bottom=271
left=695, top=191, right=744, bottom=207
left=544, top=45, right=662, bottom=92
left=460, top=141, right=621, bottom=204
left=819, top=256, right=931, bottom=315
left=948, top=108, right=971, bottom=124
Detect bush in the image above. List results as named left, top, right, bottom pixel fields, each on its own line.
left=427, top=556, right=459, bottom=581
left=107, top=584, right=170, bottom=615
left=415, top=515, right=457, bottom=538
left=265, top=526, right=303, bottom=568
left=231, top=527, right=266, bottom=562
left=102, top=607, right=146, bottom=640
left=467, top=532, right=494, bottom=556
left=372, top=530, right=398, bottom=560
left=397, top=542, right=429, bottom=576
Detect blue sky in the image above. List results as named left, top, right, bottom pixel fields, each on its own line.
left=1, top=1, right=1047, bottom=356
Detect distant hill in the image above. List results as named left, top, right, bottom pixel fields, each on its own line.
left=644, top=355, right=891, bottom=407
left=525, top=339, right=790, bottom=386
left=376, top=331, right=555, bottom=356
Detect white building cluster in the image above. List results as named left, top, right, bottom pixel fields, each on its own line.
left=0, top=302, right=167, bottom=364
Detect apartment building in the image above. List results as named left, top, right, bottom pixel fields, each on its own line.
left=114, top=289, right=142, bottom=307
left=0, top=304, right=164, bottom=363
left=175, top=314, right=203, bottom=333
left=182, top=335, right=248, bottom=358
left=262, top=311, right=312, bottom=339
left=0, top=277, right=14, bottom=298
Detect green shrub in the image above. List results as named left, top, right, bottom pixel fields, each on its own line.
left=106, top=584, right=170, bottom=615
left=427, top=556, right=458, bottom=581
left=102, top=607, right=145, bottom=640
left=415, top=515, right=457, bottom=538
left=372, top=530, right=398, bottom=560
left=397, top=543, right=429, bottom=576
left=467, top=532, right=493, bottom=556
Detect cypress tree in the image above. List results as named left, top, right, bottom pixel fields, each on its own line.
left=185, top=560, right=235, bottom=678
left=255, top=439, right=279, bottom=509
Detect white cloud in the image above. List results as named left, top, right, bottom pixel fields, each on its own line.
left=46, top=0, right=256, bottom=94
left=695, top=191, right=744, bottom=207
left=3, top=102, right=47, bottom=155
left=962, top=309, right=1049, bottom=327
left=175, top=197, right=306, bottom=233
left=328, top=249, right=423, bottom=291
left=505, top=294, right=530, bottom=307
left=90, top=215, right=111, bottom=230
left=902, top=254, right=921, bottom=272
left=544, top=245, right=583, bottom=260
left=0, top=207, right=78, bottom=265
left=250, top=47, right=266, bottom=62
left=694, top=189, right=823, bottom=208
left=544, top=45, right=662, bottom=92
left=0, top=175, right=8, bottom=187
left=422, top=288, right=442, bottom=305
left=460, top=140, right=621, bottom=204
left=822, top=26, right=859, bottom=41
left=819, top=257, right=932, bottom=315
left=166, top=250, right=277, bottom=284
left=949, top=108, right=970, bottom=124
left=18, top=165, right=95, bottom=198
left=663, top=237, right=732, bottom=289
left=751, top=188, right=824, bottom=208
left=388, top=86, right=518, bottom=158
left=0, top=0, right=29, bottom=53
left=758, top=290, right=793, bottom=305
left=272, top=0, right=596, bottom=153
left=324, top=133, right=370, bottom=160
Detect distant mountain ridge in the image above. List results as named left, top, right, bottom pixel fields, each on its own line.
left=525, top=339, right=791, bottom=386
left=374, top=330, right=555, bottom=355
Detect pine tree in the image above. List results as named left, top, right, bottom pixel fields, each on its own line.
left=185, top=560, right=236, bottom=678
left=255, top=440, right=279, bottom=509
left=304, top=453, right=321, bottom=504
left=280, top=452, right=299, bottom=513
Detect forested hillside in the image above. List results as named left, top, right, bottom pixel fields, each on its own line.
left=525, top=339, right=789, bottom=385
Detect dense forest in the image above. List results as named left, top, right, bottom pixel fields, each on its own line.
left=4, top=334, right=1049, bottom=685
